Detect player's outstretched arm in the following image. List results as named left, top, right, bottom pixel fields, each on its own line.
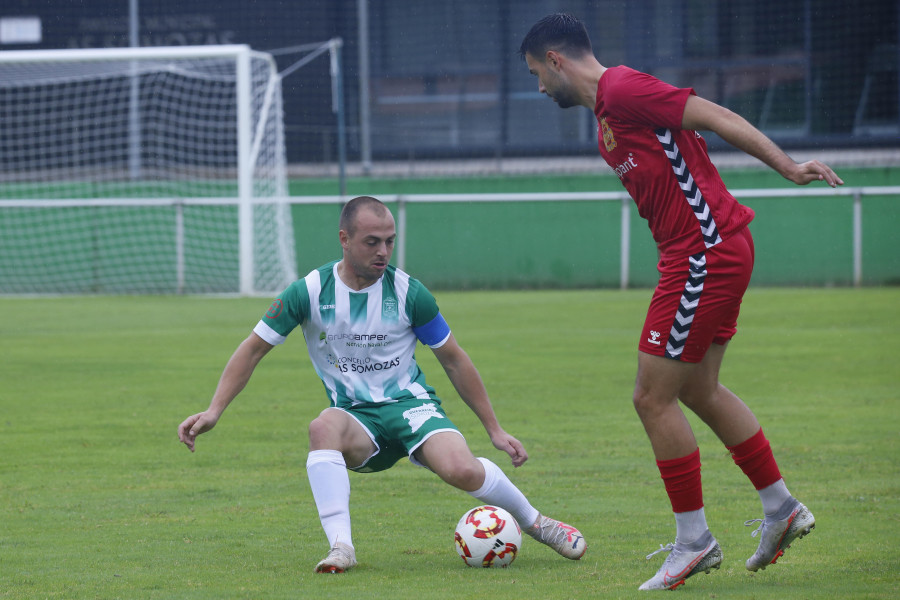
left=177, top=332, right=274, bottom=452
left=681, top=95, right=844, bottom=188
left=432, top=335, right=529, bottom=467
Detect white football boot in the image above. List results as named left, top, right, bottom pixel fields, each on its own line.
left=314, top=541, right=357, bottom=574
left=639, top=531, right=722, bottom=590
left=745, top=498, right=815, bottom=571
left=525, top=514, right=587, bottom=560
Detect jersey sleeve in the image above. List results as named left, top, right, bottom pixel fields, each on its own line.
left=405, top=277, right=451, bottom=348
left=253, top=280, right=309, bottom=345
left=604, top=68, right=694, bottom=130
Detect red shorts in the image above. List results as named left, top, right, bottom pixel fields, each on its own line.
left=639, top=227, right=755, bottom=363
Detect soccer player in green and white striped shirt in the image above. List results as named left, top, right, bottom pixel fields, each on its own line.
left=178, top=196, right=587, bottom=573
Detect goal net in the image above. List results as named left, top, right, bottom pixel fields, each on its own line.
left=0, top=45, right=296, bottom=295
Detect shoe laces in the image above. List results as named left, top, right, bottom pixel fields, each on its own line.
left=744, top=518, right=765, bottom=538
left=325, top=542, right=355, bottom=563
left=645, top=542, right=675, bottom=560
left=530, top=517, right=568, bottom=545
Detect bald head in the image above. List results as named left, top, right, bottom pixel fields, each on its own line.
left=339, top=195, right=390, bottom=236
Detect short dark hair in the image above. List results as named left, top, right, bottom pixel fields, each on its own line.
left=518, top=13, right=593, bottom=61
left=339, top=195, right=388, bottom=235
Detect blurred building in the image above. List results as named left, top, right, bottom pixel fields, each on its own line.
left=2, top=0, right=897, bottom=165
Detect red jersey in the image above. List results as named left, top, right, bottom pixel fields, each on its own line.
left=594, top=66, right=754, bottom=260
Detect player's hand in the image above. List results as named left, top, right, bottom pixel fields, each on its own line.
left=491, top=431, right=529, bottom=468
left=177, top=411, right=219, bottom=452
left=786, top=160, right=844, bottom=188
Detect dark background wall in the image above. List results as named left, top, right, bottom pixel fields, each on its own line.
left=2, top=0, right=897, bottom=164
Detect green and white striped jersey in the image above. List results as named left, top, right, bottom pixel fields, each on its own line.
left=254, top=261, right=451, bottom=408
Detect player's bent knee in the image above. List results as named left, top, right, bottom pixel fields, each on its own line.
left=308, top=410, right=347, bottom=446
left=436, top=458, right=483, bottom=491
left=632, top=389, right=652, bottom=415
left=632, top=388, right=674, bottom=420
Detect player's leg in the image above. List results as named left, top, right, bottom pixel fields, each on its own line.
left=639, top=233, right=756, bottom=548
left=634, top=352, right=711, bottom=543
left=679, top=344, right=814, bottom=571
left=634, top=351, right=722, bottom=590
left=679, top=341, right=788, bottom=506
left=678, top=343, right=785, bottom=510
left=678, top=342, right=760, bottom=445
left=635, top=251, right=727, bottom=590
left=677, top=226, right=814, bottom=572
left=309, top=406, right=378, bottom=464
left=414, top=432, right=586, bottom=559
left=633, top=351, right=700, bottom=460
left=415, top=431, right=534, bottom=517
left=307, top=407, right=375, bottom=573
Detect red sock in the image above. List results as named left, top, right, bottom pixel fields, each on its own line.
left=727, top=428, right=782, bottom=490
left=656, top=448, right=703, bottom=513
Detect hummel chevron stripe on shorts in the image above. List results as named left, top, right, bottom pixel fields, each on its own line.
left=665, top=252, right=707, bottom=360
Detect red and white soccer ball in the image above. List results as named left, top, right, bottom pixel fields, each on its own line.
left=454, top=505, right=522, bottom=568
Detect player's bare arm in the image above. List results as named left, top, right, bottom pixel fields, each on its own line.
left=432, top=335, right=529, bottom=467
left=681, top=95, right=844, bottom=188
left=178, top=332, right=274, bottom=452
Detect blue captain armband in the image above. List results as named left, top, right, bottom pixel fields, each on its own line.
left=413, top=312, right=451, bottom=348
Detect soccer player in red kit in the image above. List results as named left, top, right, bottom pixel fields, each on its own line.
left=519, top=13, right=843, bottom=591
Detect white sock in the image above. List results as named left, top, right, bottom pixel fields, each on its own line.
left=758, top=479, right=792, bottom=516
left=674, top=507, right=709, bottom=547
left=468, top=457, right=540, bottom=528
left=306, top=450, right=353, bottom=549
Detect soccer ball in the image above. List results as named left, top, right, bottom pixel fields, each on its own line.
left=454, top=505, right=522, bottom=568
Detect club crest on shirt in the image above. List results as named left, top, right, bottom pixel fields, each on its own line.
left=600, top=117, right=617, bottom=152
left=382, top=296, right=398, bottom=318
left=266, top=299, right=283, bottom=318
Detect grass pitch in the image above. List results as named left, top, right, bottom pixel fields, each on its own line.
left=1, top=288, right=898, bottom=599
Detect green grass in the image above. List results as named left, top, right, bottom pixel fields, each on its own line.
left=1, top=288, right=898, bottom=599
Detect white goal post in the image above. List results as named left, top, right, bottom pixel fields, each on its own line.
left=0, top=44, right=296, bottom=295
